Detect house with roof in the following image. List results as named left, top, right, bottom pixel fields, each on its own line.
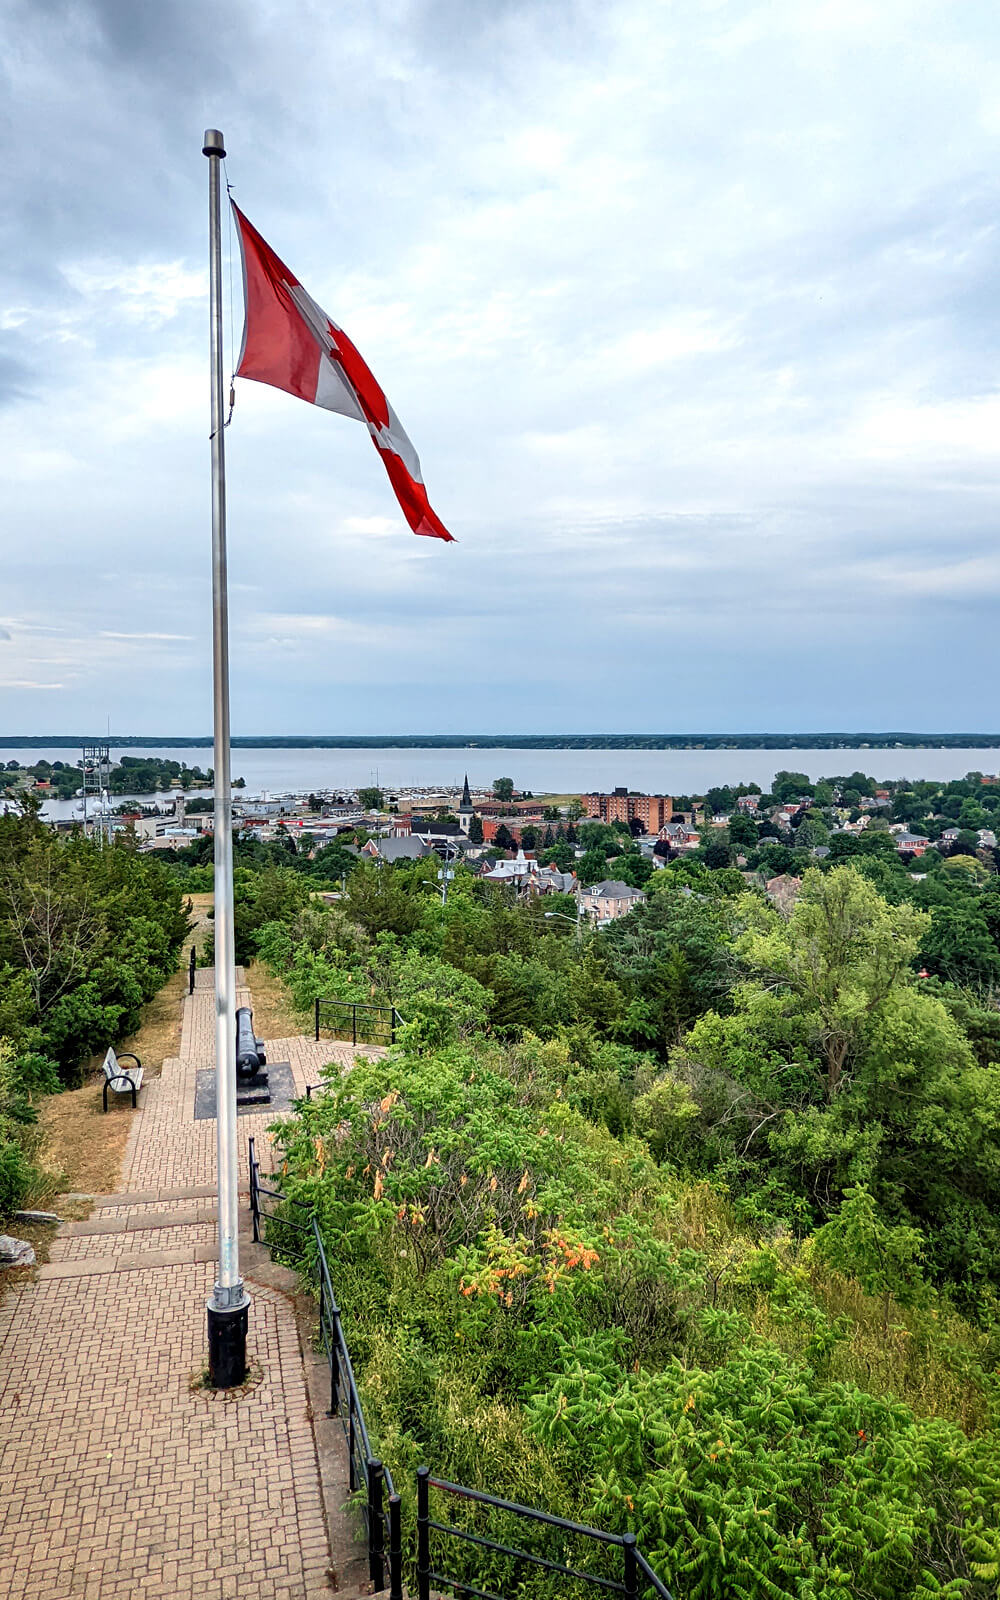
left=579, top=880, right=646, bottom=923
left=479, top=848, right=537, bottom=881
left=478, top=851, right=578, bottom=898
left=895, top=831, right=932, bottom=857
left=410, top=819, right=467, bottom=846
left=363, top=836, right=432, bottom=864
left=657, top=821, right=700, bottom=851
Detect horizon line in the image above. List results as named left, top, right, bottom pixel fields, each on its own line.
left=4, top=731, right=1000, bottom=744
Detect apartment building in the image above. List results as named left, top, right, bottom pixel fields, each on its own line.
left=584, top=788, right=673, bottom=831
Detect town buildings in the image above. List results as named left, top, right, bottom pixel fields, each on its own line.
left=657, top=820, right=701, bottom=851
left=479, top=851, right=577, bottom=896
left=584, top=789, right=673, bottom=831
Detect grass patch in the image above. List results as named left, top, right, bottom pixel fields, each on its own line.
left=38, top=950, right=189, bottom=1198
left=245, top=960, right=306, bottom=1040
left=186, top=891, right=215, bottom=957
left=38, top=1076, right=136, bottom=1197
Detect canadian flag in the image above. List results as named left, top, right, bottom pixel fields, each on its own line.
left=231, top=203, right=454, bottom=542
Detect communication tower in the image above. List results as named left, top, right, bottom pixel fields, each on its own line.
left=81, top=744, right=111, bottom=840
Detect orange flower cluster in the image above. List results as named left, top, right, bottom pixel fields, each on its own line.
left=538, top=1231, right=600, bottom=1294
left=547, top=1233, right=599, bottom=1272
left=458, top=1258, right=529, bottom=1306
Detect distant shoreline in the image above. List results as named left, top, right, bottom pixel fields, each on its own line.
left=4, top=733, right=1000, bottom=752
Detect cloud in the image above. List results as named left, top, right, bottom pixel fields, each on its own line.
left=98, top=630, right=194, bottom=641
left=62, top=260, right=206, bottom=327
left=0, top=680, right=66, bottom=691
left=2, top=0, right=1000, bottom=734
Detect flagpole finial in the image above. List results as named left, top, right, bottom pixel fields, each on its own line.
left=203, top=128, right=226, bottom=158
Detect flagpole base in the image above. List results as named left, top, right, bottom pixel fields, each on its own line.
left=206, top=1291, right=250, bottom=1388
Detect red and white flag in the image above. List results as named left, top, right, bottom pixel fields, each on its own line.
left=231, top=203, right=454, bottom=542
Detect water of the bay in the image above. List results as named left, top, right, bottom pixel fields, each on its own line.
left=18, top=744, right=1000, bottom=821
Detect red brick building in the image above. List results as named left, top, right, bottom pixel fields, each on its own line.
left=584, top=790, right=673, bottom=831
left=482, top=818, right=541, bottom=846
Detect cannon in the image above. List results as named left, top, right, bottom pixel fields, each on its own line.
left=236, top=1005, right=267, bottom=1080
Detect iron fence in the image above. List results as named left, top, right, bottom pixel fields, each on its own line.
left=417, top=1471, right=674, bottom=1600
left=313, top=997, right=404, bottom=1047
left=248, top=1135, right=313, bottom=1260
left=247, top=1137, right=402, bottom=1597
left=314, top=1217, right=402, bottom=1597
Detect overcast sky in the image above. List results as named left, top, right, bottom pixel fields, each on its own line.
left=2, top=0, right=999, bottom=736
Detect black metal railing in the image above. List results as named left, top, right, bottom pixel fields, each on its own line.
left=314, top=997, right=404, bottom=1047
left=303, top=1080, right=340, bottom=1099
left=248, top=1135, right=314, bottom=1260
left=417, top=1471, right=674, bottom=1600
left=188, top=945, right=197, bottom=995
left=247, top=1137, right=402, bottom=1598
left=248, top=1141, right=675, bottom=1600
left=315, top=1217, right=403, bottom=1598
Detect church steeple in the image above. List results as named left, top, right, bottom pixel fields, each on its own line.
left=458, top=773, right=473, bottom=834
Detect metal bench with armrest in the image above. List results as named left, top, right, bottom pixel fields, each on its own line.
left=102, top=1047, right=144, bottom=1112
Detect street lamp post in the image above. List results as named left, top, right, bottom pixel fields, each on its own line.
left=543, top=900, right=585, bottom=944
left=422, top=840, right=457, bottom=905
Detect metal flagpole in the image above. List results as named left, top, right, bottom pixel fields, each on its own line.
left=203, top=127, right=249, bottom=1386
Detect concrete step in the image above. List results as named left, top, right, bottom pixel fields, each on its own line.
left=59, top=1204, right=220, bottom=1237
left=37, top=1241, right=218, bottom=1278
left=94, top=1182, right=223, bottom=1207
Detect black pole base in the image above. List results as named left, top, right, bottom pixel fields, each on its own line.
left=207, top=1297, right=250, bottom=1388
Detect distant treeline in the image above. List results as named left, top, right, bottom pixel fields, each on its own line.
left=3, top=732, right=1000, bottom=751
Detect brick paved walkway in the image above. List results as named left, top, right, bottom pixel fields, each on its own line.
left=0, top=968, right=382, bottom=1600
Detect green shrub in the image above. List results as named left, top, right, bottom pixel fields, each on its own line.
left=0, top=1041, right=49, bottom=1218
left=273, top=1040, right=1000, bottom=1600
left=0, top=811, right=189, bottom=1080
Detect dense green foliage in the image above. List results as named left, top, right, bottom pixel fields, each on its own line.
left=0, top=806, right=189, bottom=1215
left=243, top=828, right=1000, bottom=1597
left=276, top=1045, right=1000, bottom=1599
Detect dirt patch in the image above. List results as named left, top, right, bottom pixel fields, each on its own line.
left=245, top=961, right=307, bottom=1042
left=38, top=1076, right=136, bottom=1197
left=120, top=963, right=188, bottom=1074
left=189, top=1357, right=265, bottom=1400
left=39, top=956, right=188, bottom=1198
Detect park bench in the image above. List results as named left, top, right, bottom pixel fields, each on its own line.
left=102, top=1047, right=143, bottom=1112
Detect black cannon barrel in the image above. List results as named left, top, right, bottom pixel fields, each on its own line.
left=235, top=1006, right=262, bottom=1077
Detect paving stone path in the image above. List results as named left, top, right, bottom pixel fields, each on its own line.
left=0, top=967, right=383, bottom=1600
